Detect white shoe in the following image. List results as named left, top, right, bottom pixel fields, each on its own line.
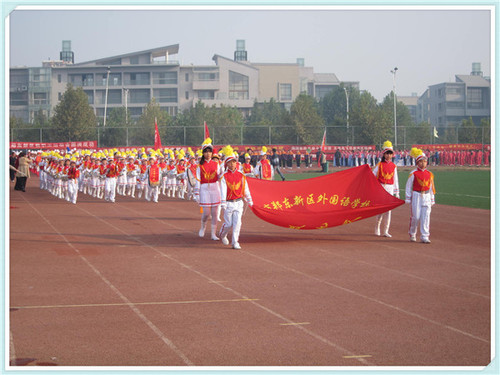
left=232, top=242, right=241, bottom=250
left=221, top=237, right=229, bottom=245
left=211, top=235, right=220, bottom=241
left=375, top=228, right=381, bottom=236
left=410, top=236, right=417, bottom=242
left=199, top=227, right=205, bottom=238
left=421, top=238, right=431, bottom=244
left=383, top=233, right=392, bottom=238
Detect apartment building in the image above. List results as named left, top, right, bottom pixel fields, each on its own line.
left=10, top=40, right=358, bottom=123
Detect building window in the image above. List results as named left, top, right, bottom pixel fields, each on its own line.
left=279, top=83, right=292, bottom=101
left=84, top=90, right=94, bottom=104
left=195, top=72, right=219, bottom=81
left=153, top=71, right=177, bottom=84
left=467, top=88, right=483, bottom=109
left=229, top=71, right=249, bottom=100
left=33, top=92, right=48, bottom=105
left=185, top=91, right=189, bottom=100
left=198, top=90, right=215, bottom=99
left=58, top=92, right=62, bottom=101
left=130, top=56, right=139, bottom=64
left=153, top=88, right=177, bottom=103
left=185, top=73, right=189, bottom=82
left=125, top=72, right=149, bottom=86
left=58, top=74, right=62, bottom=83
left=130, top=89, right=150, bottom=103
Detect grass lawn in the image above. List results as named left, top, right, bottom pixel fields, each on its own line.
left=277, top=167, right=491, bottom=210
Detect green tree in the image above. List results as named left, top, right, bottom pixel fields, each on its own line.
left=379, top=92, right=414, bottom=147
left=100, top=107, right=130, bottom=147
left=133, top=98, right=171, bottom=147
left=51, top=84, right=97, bottom=142
left=247, top=99, right=293, bottom=145
left=458, top=117, right=480, bottom=143
left=349, top=91, right=389, bottom=146
left=480, top=118, right=491, bottom=145
left=290, top=93, right=325, bottom=145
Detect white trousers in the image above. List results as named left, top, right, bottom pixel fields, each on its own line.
left=376, top=184, right=395, bottom=234
left=67, top=179, right=78, bottom=204
left=219, top=200, right=244, bottom=245
left=408, top=191, right=432, bottom=240
left=105, top=177, right=117, bottom=202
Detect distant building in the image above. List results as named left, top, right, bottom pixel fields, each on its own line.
left=398, top=94, right=419, bottom=124
left=417, top=63, right=490, bottom=127
left=9, top=40, right=359, bottom=123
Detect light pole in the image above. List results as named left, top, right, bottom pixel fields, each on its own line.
left=390, top=67, right=398, bottom=146
left=124, top=88, right=129, bottom=125
left=103, top=66, right=111, bottom=127
left=344, top=87, right=349, bottom=145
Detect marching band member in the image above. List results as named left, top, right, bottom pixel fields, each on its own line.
left=373, top=140, right=399, bottom=238
left=242, top=153, right=254, bottom=177
left=116, top=153, right=127, bottom=196
left=405, top=148, right=436, bottom=244
left=165, top=157, right=177, bottom=197
left=146, top=154, right=161, bottom=203
left=254, top=146, right=274, bottom=180
left=104, top=156, right=119, bottom=202
left=175, top=155, right=187, bottom=199
left=67, top=158, right=80, bottom=204
left=218, top=146, right=253, bottom=250
left=125, top=155, right=138, bottom=197
left=195, top=138, right=222, bottom=240
left=136, top=156, right=148, bottom=199
left=97, top=157, right=108, bottom=199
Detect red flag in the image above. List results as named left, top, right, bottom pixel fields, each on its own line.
left=247, top=164, right=404, bottom=230
left=204, top=121, right=210, bottom=140
left=154, top=117, right=162, bottom=149
left=320, top=128, right=326, bottom=152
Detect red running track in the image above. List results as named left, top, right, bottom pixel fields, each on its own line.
left=8, top=177, right=491, bottom=368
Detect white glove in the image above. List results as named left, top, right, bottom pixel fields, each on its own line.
left=247, top=200, right=254, bottom=207
left=405, top=200, right=411, bottom=204
left=220, top=203, right=227, bottom=210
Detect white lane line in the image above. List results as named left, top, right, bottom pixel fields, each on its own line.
left=77, top=204, right=373, bottom=365
left=19, top=197, right=194, bottom=366
left=12, top=298, right=258, bottom=310
left=244, top=251, right=489, bottom=344
left=316, top=248, right=490, bottom=300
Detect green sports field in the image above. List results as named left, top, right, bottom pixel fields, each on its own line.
left=279, top=167, right=491, bottom=210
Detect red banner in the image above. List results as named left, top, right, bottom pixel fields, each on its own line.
left=247, top=165, right=404, bottom=230
left=154, top=118, right=162, bottom=149
left=413, top=143, right=490, bottom=151
left=204, top=121, right=210, bottom=140
left=10, top=141, right=97, bottom=150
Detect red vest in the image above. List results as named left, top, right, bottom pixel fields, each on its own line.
left=149, top=164, right=161, bottom=185
left=199, top=160, right=219, bottom=184
left=68, top=167, right=80, bottom=179
left=376, top=161, right=396, bottom=184
left=242, top=163, right=253, bottom=174
left=106, top=163, right=119, bottom=178
left=223, top=170, right=246, bottom=200
left=412, top=169, right=434, bottom=192
left=260, top=159, right=272, bottom=180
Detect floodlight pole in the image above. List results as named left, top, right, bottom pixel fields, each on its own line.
left=103, top=66, right=111, bottom=127
left=344, top=87, right=349, bottom=146
left=391, top=67, right=398, bottom=146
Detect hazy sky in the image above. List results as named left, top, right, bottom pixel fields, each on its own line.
left=7, top=5, right=492, bottom=102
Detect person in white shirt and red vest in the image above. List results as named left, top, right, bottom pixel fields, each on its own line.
left=254, top=146, right=274, bottom=180
left=219, top=146, right=253, bottom=250
left=373, top=140, right=399, bottom=238
left=195, top=138, right=222, bottom=241
left=405, top=147, right=436, bottom=244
